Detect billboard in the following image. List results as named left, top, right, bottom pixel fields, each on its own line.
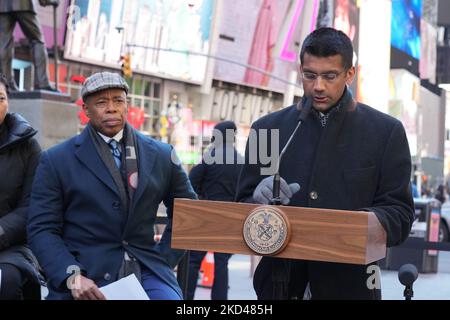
left=332, top=0, right=359, bottom=50
left=14, top=0, right=69, bottom=48
left=420, top=19, right=437, bottom=84
left=65, top=0, right=215, bottom=84
left=391, top=0, right=422, bottom=60
left=357, top=0, right=391, bottom=113
left=213, top=0, right=319, bottom=93
left=389, top=69, right=420, bottom=156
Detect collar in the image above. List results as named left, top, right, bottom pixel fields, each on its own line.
left=97, top=129, right=124, bottom=143
left=313, top=87, right=348, bottom=115
left=0, top=121, right=7, bottom=145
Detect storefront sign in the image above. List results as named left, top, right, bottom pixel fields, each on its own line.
left=208, top=87, right=281, bottom=126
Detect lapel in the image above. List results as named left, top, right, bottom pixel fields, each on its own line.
left=74, top=128, right=120, bottom=196
left=129, top=132, right=158, bottom=214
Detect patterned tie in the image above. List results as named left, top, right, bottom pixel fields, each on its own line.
left=108, top=139, right=122, bottom=169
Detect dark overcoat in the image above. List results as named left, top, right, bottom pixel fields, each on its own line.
left=28, top=126, right=196, bottom=299
left=0, top=113, right=42, bottom=299
left=236, top=89, right=414, bottom=299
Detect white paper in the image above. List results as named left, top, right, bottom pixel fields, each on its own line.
left=99, top=274, right=149, bottom=300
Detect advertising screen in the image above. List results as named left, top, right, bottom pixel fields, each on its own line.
left=65, top=0, right=215, bottom=84
left=14, top=0, right=69, bottom=48
left=333, top=0, right=359, bottom=52
left=213, top=0, right=319, bottom=93
left=357, top=0, right=391, bottom=113
left=391, top=0, right=422, bottom=60
left=420, top=19, right=437, bottom=83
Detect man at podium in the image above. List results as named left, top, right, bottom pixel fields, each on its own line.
left=236, top=28, right=414, bottom=300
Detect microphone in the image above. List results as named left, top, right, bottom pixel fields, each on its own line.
left=270, top=97, right=312, bottom=205
left=398, top=264, right=418, bottom=300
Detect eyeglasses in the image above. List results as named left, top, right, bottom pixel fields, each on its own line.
left=301, top=70, right=346, bottom=82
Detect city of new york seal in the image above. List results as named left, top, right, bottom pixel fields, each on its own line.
left=242, top=206, right=291, bottom=255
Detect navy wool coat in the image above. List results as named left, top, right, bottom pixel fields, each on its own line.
left=28, top=126, right=196, bottom=299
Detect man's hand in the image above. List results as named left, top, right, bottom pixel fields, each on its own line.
left=69, top=274, right=106, bottom=300
left=253, top=176, right=301, bottom=205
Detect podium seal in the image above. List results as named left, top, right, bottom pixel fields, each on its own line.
left=243, top=206, right=291, bottom=255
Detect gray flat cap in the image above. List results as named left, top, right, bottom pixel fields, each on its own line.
left=81, top=72, right=129, bottom=102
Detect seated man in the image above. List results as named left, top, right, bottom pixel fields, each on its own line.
left=27, top=72, right=196, bottom=300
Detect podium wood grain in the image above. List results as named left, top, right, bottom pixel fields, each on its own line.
left=172, top=199, right=387, bottom=265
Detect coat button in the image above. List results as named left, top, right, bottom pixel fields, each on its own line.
left=104, top=273, right=111, bottom=281
left=310, top=191, right=318, bottom=200
left=112, top=201, right=120, bottom=209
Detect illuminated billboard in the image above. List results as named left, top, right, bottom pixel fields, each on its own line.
left=214, top=0, right=319, bottom=93
left=357, top=0, right=391, bottom=113
left=65, top=0, right=215, bottom=84
left=391, top=0, right=422, bottom=60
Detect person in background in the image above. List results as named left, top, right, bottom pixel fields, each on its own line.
left=186, top=121, right=243, bottom=300
left=435, top=184, right=446, bottom=204
left=0, top=74, right=42, bottom=299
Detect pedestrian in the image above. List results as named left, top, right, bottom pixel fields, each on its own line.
left=186, top=121, right=243, bottom=300
left=435, top=184, right=446, bottom=204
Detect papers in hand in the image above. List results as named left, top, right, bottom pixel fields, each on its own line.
left=99, top=274, right=149, bottom=300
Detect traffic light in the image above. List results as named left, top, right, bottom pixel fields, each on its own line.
left=120, top=54, right=132, bottom=79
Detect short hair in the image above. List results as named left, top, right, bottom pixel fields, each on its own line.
left=0, top=74, right=9, bottom=94
left=211, top=120, right=237, bottom=144
left=300, top=27, right=354, bottom=70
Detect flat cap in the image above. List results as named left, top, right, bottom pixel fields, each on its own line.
left=81, top=72, right=129, bottom=102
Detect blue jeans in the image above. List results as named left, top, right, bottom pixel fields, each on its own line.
left=141, top=268, right=182, bottom=300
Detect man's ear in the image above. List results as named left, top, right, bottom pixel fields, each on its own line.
left=82, top=103, right=90, bottom=118
left=346, top=66, right=356, bottom=86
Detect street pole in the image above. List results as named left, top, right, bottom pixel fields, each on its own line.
left=283, top=70, right=298, bottom=107
left=53, top=3, right=58, bottom=91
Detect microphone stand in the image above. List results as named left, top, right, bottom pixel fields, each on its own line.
left=270, top=175, right=282, bottom=205
left=267, top=99, right=310, bottom=301
left=404, top=285, right=414, bottom=301
left=269, top=98, right=311, bottom=205
left=269, top=120, right=302, bottom=205
left=398, top=264, right=418, bottom=301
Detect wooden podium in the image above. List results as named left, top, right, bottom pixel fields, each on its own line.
left=172, top=199, right=387, bottom=265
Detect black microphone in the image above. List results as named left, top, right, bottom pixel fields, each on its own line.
left=398, top=264, right=418, bottom=300
left=270, top=97, right=312, bottom=205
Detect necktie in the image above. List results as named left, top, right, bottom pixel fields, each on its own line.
left=108, top=139, right=122, bottom=169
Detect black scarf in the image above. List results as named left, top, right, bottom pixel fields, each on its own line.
left=87, top=123, right=139, bottom=216
left=87, top=123, right=141, bottom=281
